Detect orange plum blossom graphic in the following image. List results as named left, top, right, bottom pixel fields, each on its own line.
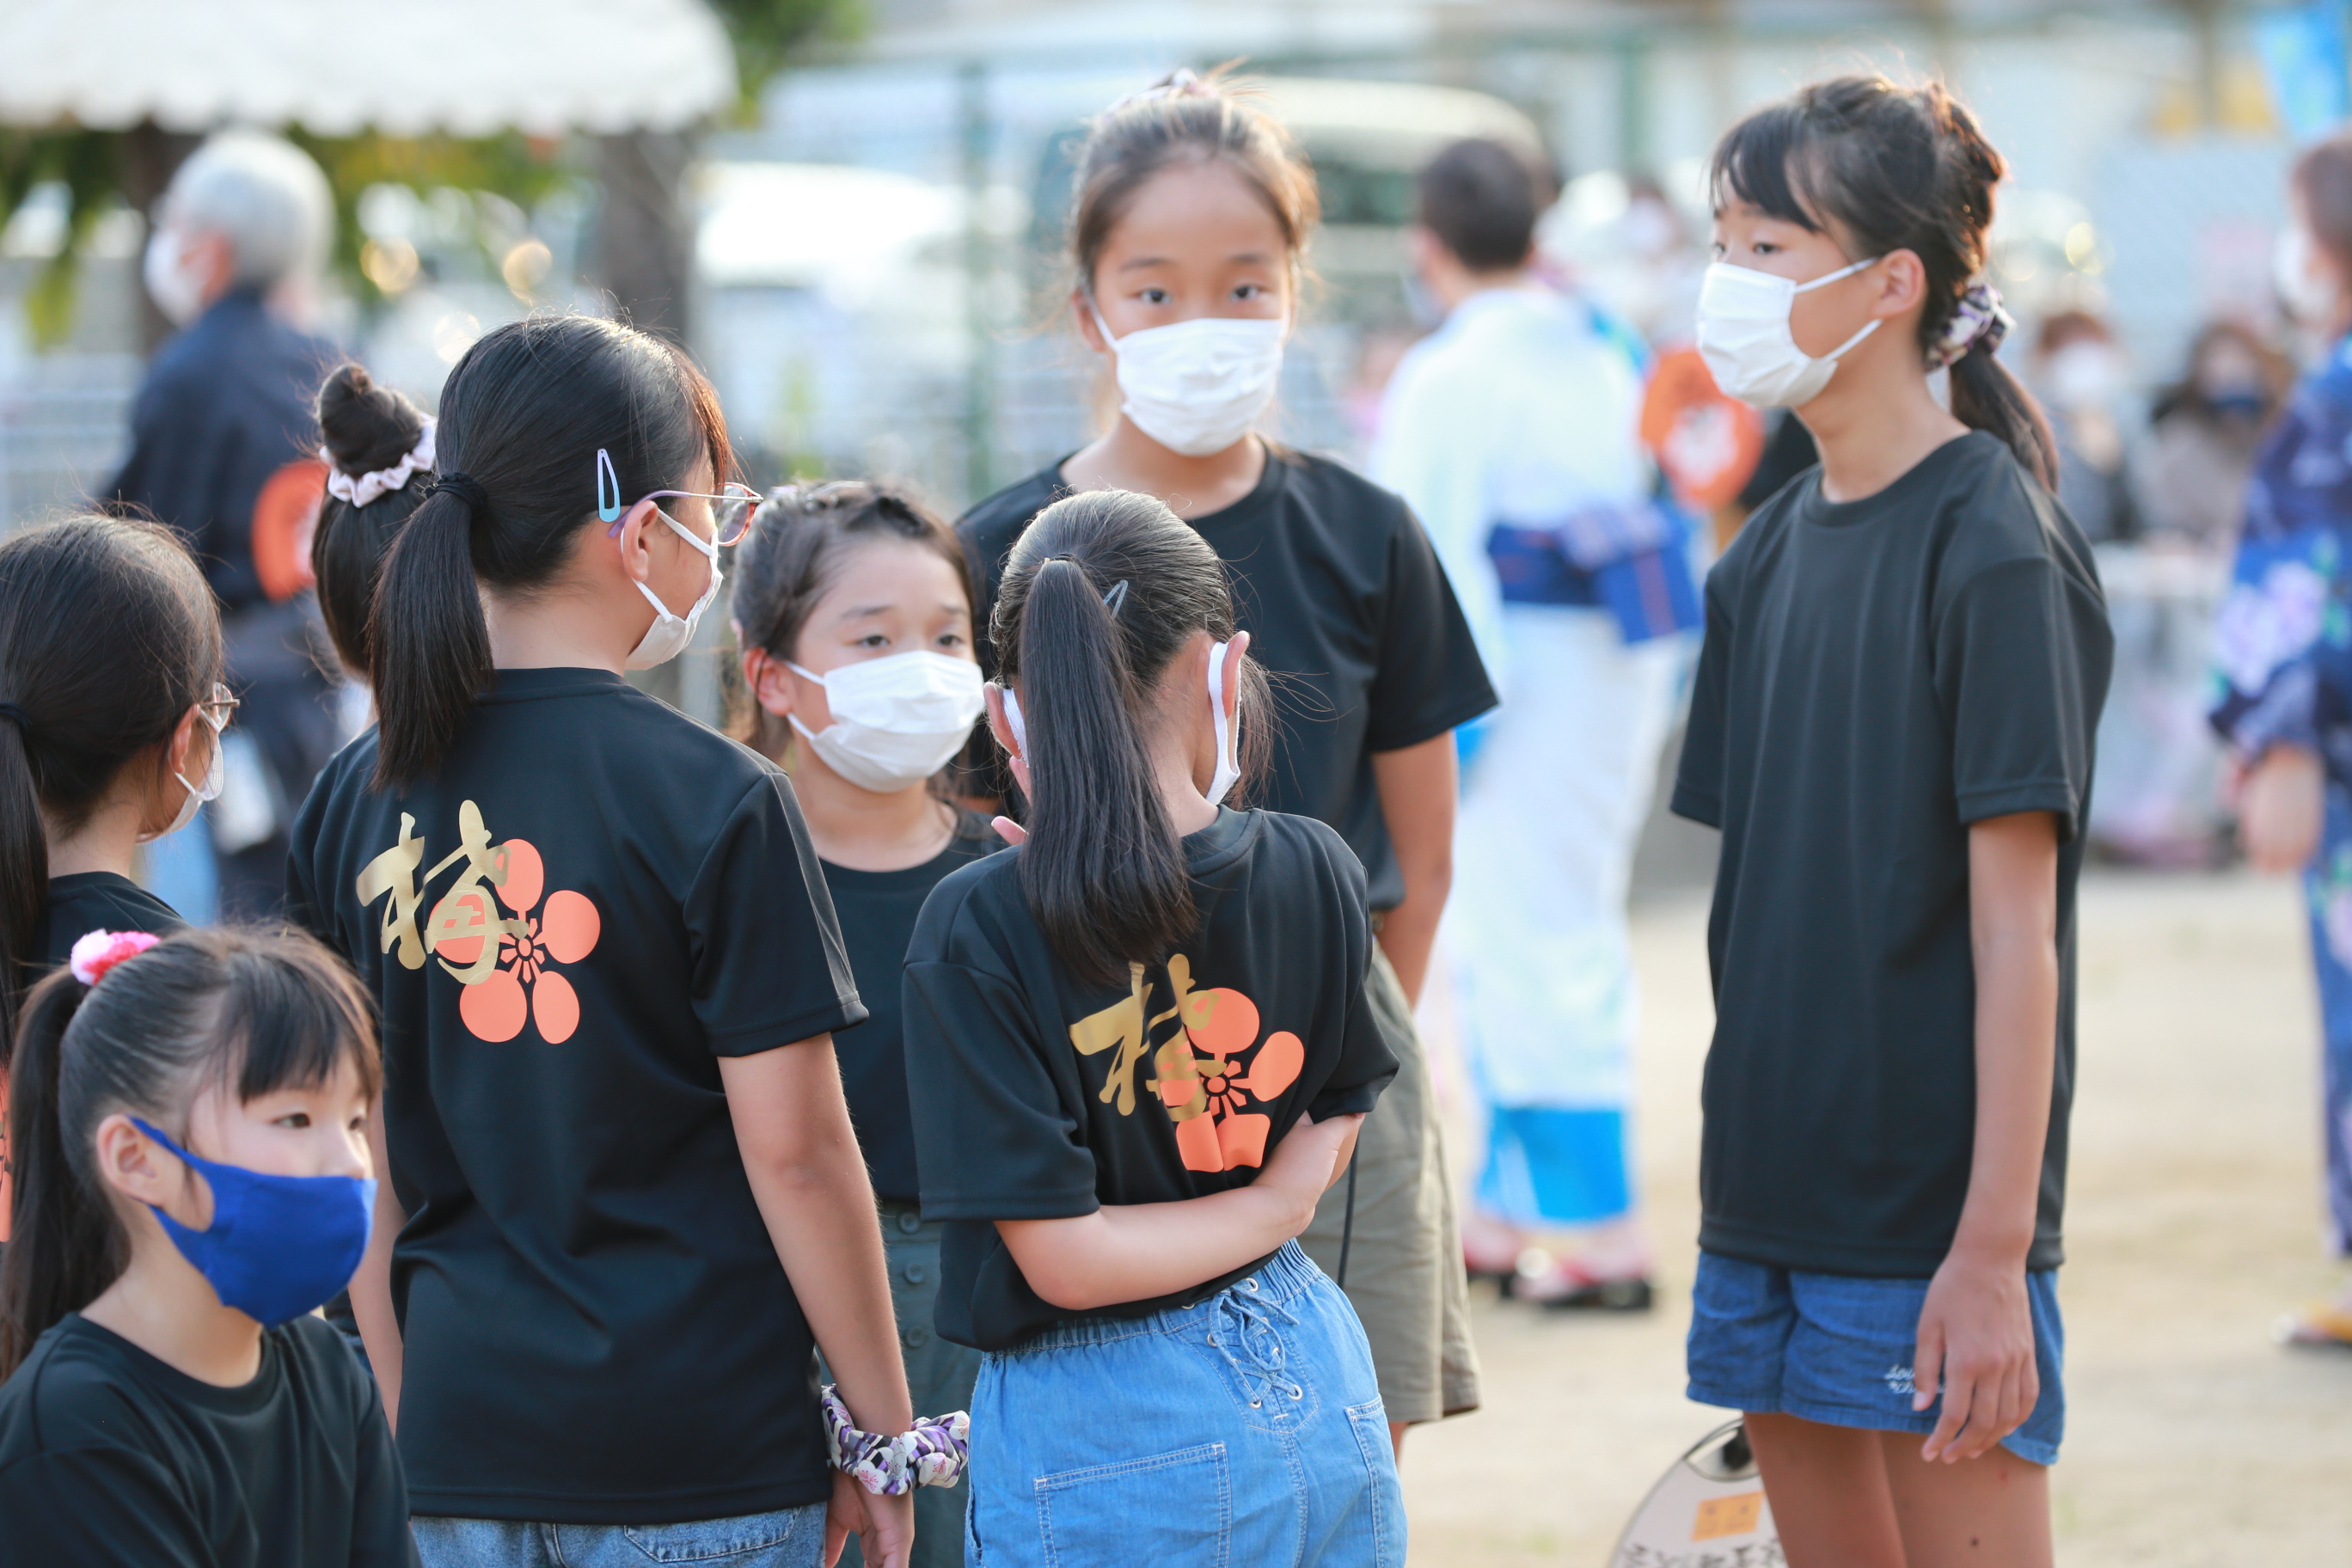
left=422, top=826, right=600, bottom=1044
left=1154, top=964, right=1303, bottom=1173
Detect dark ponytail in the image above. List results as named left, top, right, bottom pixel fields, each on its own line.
left=0, top=926, right=378, bottom=1376
left=370, top=315, right=733, bottom=791
left=989, top=490, right=1267, bottom=987
left=0, top=519, right=220, bottom=1043
left=313, top=363, right=431, bottom=679
left=1712, top=74, right=2058, bottom=488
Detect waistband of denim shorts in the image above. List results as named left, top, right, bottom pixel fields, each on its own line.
left=1005, top=1240, right=1324, bottom=1355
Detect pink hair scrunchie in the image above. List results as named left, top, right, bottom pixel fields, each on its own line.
left=69, top=928, right=162, bottom=986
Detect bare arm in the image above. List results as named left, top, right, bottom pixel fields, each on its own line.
left=349, top=1106, right=406, bottom=1428
left=998, top=1113, right=1363, bottom=1312
left=1369, top=732, right=1459, bottom=1006
left=1914, top=810, right=2059, bottom=1462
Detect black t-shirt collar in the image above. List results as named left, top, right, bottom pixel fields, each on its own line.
left=60, top=1314, right=282, bottom=1414
left=1799, top=431, right=1987, bottom=529
left=480, top=666, right=630, bottom=704
left=1050, top=445, right=1289, bottom=536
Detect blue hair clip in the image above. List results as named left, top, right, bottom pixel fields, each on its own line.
left=595, top=449, right=622, bottom=524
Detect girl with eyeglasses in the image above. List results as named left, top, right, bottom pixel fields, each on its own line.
left=286, top=315, right=916, bottom=1568
left=0, top=515, right=230, bottom=1245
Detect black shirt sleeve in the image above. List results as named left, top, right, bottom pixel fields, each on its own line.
left=347, top=1360, right=420, bottom=1568
left=685, top=775, right=868, bottom=1055
left=1935, top=555, right=2099, bottom=842
left=1307, top=836, right=1397, bottom=1119
left=1670, top=571, right=1733, bottom=829
left=0, top=1446, right=211, bottom=1566
left=1363, top=504, right=1499, bottom=753
left=903, top=958, right=1099, bottom=1221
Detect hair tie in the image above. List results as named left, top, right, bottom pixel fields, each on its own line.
left=821, top=1384, right=969, bottom=1495
left=426, top=472, right=488, bottom=517
left=0, top=701, right=31, bottom=738
left=322, top=417, right=437, bottom=509
left=69, top=928, right=162, bottom=986
left=1932, top=279, right=2012, bottom=369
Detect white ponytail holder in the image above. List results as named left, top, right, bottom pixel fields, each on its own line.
left=322, top=418, right=437, bottom=509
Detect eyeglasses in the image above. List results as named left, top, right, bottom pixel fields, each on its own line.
left=196, top=683, right=239, bottom=732
left=594, top=448, right=762, bottom=547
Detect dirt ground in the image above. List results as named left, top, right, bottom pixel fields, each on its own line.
left=1400, top=869, right=2352, bottom=1566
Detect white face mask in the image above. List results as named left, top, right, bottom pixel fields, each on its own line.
left=786, top=650, right=984, bottom=793
left=999, top=640, right=1240, bottom=805
left=1695, top=256, right=1883, bottom=407
left=626, top=506, right=723, bottom=671
left=2275, top=225, right=2340, bottom=328
left=142, top=226, right=210, bottom=328
left=1091, top=305, right=1285, bottom=456
left=140, top=695, right=229, bottom=843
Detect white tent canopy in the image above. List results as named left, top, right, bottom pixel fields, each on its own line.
left=0, top=0, right=734, bottom=137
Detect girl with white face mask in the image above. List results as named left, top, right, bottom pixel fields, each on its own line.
left=957, top=68, right=1500, bottom=1461
left=731, top=481, right=995, bottom=1568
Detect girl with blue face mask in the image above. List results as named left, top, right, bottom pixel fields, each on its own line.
left=730, top=482, right=995, bottom=1568
left=0, top=925, right=415, bottom=1567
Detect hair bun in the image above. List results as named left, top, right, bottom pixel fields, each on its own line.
left=317, top=362, right=427, bottom=479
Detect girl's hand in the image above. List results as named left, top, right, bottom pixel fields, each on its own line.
left=2239, top=744, right=2324, bottom=873
left=1258, top=1112, right=1363, bottom=1230
left=1911, top=1249, right=2037, bottom=1463
left=824, top=1473, right=916, bottom=1568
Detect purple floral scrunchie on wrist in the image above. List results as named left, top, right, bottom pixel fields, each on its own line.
left=822, top=1386, right=971, bottom=1496
left=1929, top=278, right=2012, bottom=370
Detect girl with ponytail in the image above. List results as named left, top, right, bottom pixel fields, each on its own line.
left=0, top=926, right=413, bottom=1566
left=285, top=313, right=920, bottom=1568
left=1672, top=75, right=2112, bottom=1563
left=0, top=516, right=225, bottom=1241
left=312, top=362, right=435, bottom=682
left=902, top=488, right=1402, bottom=1566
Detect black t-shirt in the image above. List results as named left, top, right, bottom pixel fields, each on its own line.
left=824, top=816, right=1006, bottom=1202
left=1671, top=433, right=2111, bottom=1277
left=0, top=1313, right=416, bottom=1567
left=32, top=872, right=184, bottom=971
left=904, top=807, right=1400, bottom=1351
left=959, top=451, right=1498, bottom=910
left=286, top=668, right=867, bottom=1523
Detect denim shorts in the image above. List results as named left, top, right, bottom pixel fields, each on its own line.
left=411, top=1503, right=827, bottom=1567
left=966, top=1240, right=1404, bottom=1567
left=1685, top=1252, right=2065, bottom=1466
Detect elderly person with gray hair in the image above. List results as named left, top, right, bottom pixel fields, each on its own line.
left=108, top=131, right=340, bottom=920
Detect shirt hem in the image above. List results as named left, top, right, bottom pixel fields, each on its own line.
left=921, top=1193, right=1099, bottom=1222
left=1669, top=784, right=1722, bottom=828
left=405, top=1473, right=832, bottom=1526
left=1699, top=1220, right=2064, bottom=1277
left=705, top=1001, right=871, bottom=1057
left=1363, top=689, right=1502, bottom=756
left=1953, top=780, right=2079, bottom=831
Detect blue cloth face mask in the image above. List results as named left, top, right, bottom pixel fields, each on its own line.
left=131, top=1118, right=376, bottom=1327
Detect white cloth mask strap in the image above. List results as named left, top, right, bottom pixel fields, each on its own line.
left=1205, top=640, right=1239, bottom=808
left=1791, top=254, right=1881, bottom=295
left=1001, top=688, right=1027, bottom=759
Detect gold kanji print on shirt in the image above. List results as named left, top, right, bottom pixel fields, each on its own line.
left=1067, top=952, right=1304, bottom=1173
left=354, top=801, right=602, bottom=1043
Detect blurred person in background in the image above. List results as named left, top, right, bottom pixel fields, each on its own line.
left=1375, top=138, right=1695, bottom=1308
left=2213, top=131, right=2352, bottom=1348
left=2032, top=310, right=2138, bottom=546
left=107, top=132, right=340, bottom=921
left=2139, top=320, right=2292, bottom=555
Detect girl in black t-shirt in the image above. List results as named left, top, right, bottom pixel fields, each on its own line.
left=959, top=68, right=1495, bottom=1453
left=0, top=926, right=413, bottom=1567
left=730, top=482, right=998, bottom=1568
left=292, top=315, right=916, bottom=1567
left=1672, top=77, right=2109, bottom=1567
left=903, top=487, right=1401, bottom=1567
left=0, top=517, right=227, bottom=1243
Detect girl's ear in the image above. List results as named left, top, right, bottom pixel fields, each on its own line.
left=983, top=683, right=1020, bottom=761
left=611, top=496, right=664, bottom=585
left=1871, top=248, right=1929, bottom=322
left=741, top=646, right=797, bottom=720
left=1221, top=630, right=1251, bottom=730
left=140, top=707, right=203, bottom=836
left=89, top=1112, right=199, bottom=1220
left=1072, top=291, right=1111, bottom=356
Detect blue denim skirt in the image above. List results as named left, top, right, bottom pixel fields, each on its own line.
left=965, top=1241, right=1403, bottom=1568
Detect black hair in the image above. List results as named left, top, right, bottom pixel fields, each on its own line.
left=369, top=315, right=732, bottom=791
left=0, top=518, right=222, bottom=1043
left=1070, top=68, right=1320, bottom=300
left=989, top=489, right=1268, bottom=988
left=312, top=363, right=431, bottom=679
left=1418, top=138, right=1545, bottom=273
left=0, top=926, right=380, bottom=1376
left=728, top=481, right=975, bottom=763
left=1712, top=74, right=2058, bottom=488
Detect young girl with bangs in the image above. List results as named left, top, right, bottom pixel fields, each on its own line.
left=959, top=67, right=1494, bottom=1455
left=1670, top=76, right=2111, bottom=1565
left=731, top=481, right=999, bottom=1568
left=286, top=315, right=920, bottom=1568
left=0, top=926, right=414, bottom=1567
left=904, top=487, right=1401, bottom=1566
